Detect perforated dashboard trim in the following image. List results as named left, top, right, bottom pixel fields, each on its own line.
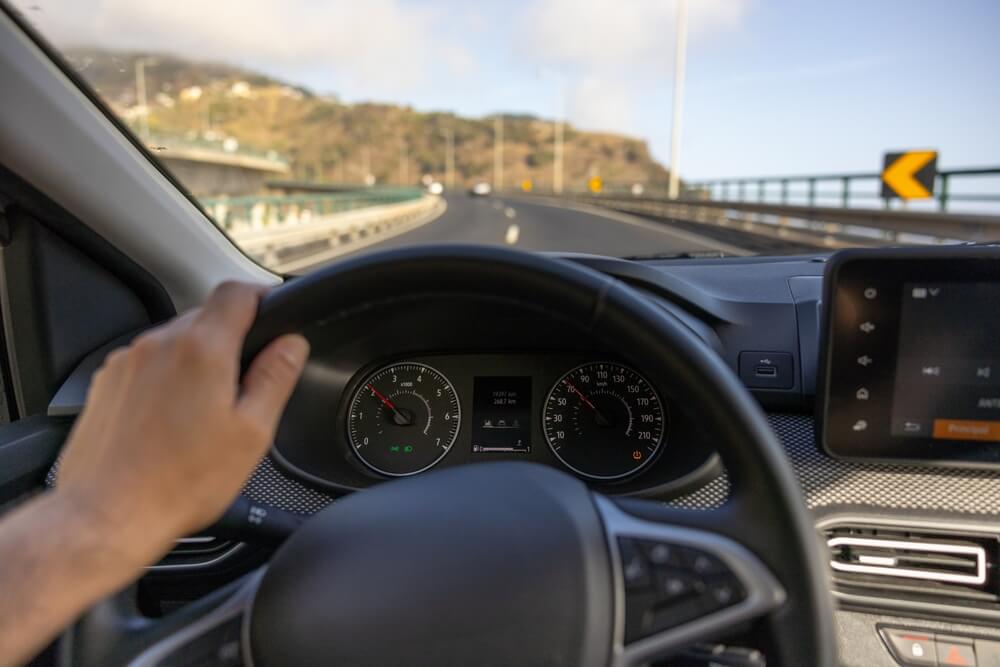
left=670, top=414, right=1000, bottom=514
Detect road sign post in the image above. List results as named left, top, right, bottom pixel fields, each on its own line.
left=881, top=150, right=937, bottom=200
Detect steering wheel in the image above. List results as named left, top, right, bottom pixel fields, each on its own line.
left=63, top=245, right=835, bottom=667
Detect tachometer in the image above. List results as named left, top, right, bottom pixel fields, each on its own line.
left=542, top=362, right=665, bottom=480
left=347, top=362, right=461, bottom=476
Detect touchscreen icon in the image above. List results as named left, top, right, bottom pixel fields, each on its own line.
left=857, top=355, right=873, bottom=367
left=911, top=287, right=927, bottom=299
left=859, top=322, right=876, bottom=334
left=856, top=388, right=870, bottom=400
left=852, top=420, right=868, bottom=432
left=864, top=287, right=877, bottom=300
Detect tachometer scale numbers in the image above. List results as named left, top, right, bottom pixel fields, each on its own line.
left=542, top=362, right=665, bottom=480
left=347, top=362, right=461, bottom=477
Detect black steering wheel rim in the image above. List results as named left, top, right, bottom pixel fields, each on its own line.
left=67, top=244, right=835, bottom=666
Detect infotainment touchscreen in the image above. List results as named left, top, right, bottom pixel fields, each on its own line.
left=819, top=248, right=1000, bottom=466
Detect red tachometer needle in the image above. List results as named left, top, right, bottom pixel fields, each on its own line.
left=367, top=383, right=397, bottom=410
left=368, top=383, right=414, bottom=426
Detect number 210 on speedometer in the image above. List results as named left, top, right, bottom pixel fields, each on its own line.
left=542, top=362, right=666, bottom=480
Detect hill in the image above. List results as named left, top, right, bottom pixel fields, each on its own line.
left=64, top=49, right=671, bottom=189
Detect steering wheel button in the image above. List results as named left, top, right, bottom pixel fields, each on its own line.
left=640, top=540, right=678, bottom=566
left=707, top=579, right=740, bottom=607
left=655, top=571, right=695, bottom=600
left=691, top=552, right=727, bottom=576
left=618, top=538, right=652, bottom=589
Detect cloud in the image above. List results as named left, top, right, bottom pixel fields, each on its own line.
left=519, top=0, right=749, bottom=74
left=15, top=0, right=469, bottom=98
left=566, top=76, right=636, bottom=133
left=514, top=0, right=749, bottom=135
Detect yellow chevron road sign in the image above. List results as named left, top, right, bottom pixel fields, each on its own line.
left=881, top=150, right=937, bottom=200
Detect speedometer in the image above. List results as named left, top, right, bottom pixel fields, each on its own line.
left=347, top=362, right=461, bottom=477
left=542, top=362, right=665, bottom=480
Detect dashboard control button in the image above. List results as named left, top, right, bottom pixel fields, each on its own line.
left=880, top=628, right=937, bottom=666
left=937, top=636, right=976, bottom=666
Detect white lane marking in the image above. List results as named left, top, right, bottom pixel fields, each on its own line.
left=510, top=196, right=750, bottom=256
left=505, top=224, right=520, bottom=245
left=504, top=207, right=517, bottom=219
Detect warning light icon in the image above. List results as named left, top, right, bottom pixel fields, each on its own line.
left=632, top=450, right=643, bottom=461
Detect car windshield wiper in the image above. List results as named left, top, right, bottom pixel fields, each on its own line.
left=622, top=250, right=727, bottom=261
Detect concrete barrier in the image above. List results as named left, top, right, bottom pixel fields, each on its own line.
left=230, top=194, right=445, bottom=273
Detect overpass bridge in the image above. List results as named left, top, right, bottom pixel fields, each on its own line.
left=151, top=136, right=290, bottom=197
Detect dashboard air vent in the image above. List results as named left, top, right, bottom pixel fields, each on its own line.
left=824, top=524, right=999, bottom=607
left=151, top=536, right=242, bottom=570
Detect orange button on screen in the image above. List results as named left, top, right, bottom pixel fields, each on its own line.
left=932, top=419, right=1000, bottom=442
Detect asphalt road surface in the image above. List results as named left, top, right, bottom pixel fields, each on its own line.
left=340, top=194, right=749, bottom=259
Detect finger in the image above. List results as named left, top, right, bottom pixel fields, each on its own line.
left=194, top=281, right=265, bottom=350
left=236, top=334, right=310, bottom=441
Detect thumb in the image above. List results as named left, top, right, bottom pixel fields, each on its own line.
left=237, top=334, right=310, bottom=441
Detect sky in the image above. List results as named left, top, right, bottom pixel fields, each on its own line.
left=12, top=0, right=1000, bottom=181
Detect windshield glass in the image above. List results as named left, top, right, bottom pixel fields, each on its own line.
left=13, top=1, right=1000, bottom=272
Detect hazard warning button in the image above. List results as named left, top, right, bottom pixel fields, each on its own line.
left=936, top=636, right=976, bottom=667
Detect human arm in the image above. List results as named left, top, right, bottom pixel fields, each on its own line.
left=0, top=282, right=309, bottom=666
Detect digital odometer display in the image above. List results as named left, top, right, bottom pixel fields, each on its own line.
left=347, top=362, right=461, bottom=476
left=542, top=362, right=665, bottom=480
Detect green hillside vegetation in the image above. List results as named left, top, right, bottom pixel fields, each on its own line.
left=66, top=49, right=671, bottom=189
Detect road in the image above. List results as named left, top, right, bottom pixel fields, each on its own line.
left=339, top=194, right=749, bottom=259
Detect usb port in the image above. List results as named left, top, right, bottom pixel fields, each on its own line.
left=754, top=365, right=778, bottom=377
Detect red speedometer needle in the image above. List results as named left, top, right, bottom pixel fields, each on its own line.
left=564, top=379, right=612, bottom=428
left=367, top=383, right=397, bottom=410
left=564, top=379, right=597, bottom=411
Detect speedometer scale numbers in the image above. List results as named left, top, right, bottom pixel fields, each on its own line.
left=347, top=363, right=461, bottom=477
left=542, top=362, right=665, bottom=480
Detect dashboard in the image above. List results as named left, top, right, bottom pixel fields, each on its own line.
left=46, top=248, right=1000, bottom=667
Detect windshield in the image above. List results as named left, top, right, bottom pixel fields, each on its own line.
left=12, top=1, right=1000, bottom=272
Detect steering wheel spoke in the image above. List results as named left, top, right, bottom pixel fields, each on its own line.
left=595, top=495, right=784, bottom=667
left=68, top=569, right=261, bottom=667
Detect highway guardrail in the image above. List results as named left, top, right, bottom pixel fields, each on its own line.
left=539, top=193, right=1000, bottom=250
left=228, top=194, right=444, bottom=273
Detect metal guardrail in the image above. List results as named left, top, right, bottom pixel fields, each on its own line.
left=684, top=166, right=1000, bottom=212
left=230, top=195, right=444, bottom=273
left=200, top=189, right=423, bottom=231
left=550, top=193, right=1000, bottom=250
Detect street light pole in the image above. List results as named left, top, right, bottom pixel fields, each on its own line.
left=441, top=128, right=455, bottom=190
left=493, top=115, right=504, bottom=192
left=553, top=116, right=564, bottom=194
left=667, top=0, right=689, bottom=200
left=135, top=58, right=150, bottom=138
left=399, top=138, right=409, bottom=186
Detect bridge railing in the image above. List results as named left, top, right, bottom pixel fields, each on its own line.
left=684, top=166, right=1000, bottom=213
left=199, top=188, right=424, bottom=232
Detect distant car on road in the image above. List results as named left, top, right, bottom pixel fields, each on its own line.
left=469, top=182, right=492, bottom=197
left=428, top=182, right=444, bottom=195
